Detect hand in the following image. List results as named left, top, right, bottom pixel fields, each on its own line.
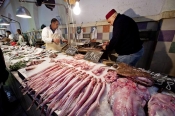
left=62, top=39, right=68, bottom=43
left=53, top=38, right=60, bottom=44
left=102, top=45, right=106, bottom=50
left=103, top=41, right=109, bottom=46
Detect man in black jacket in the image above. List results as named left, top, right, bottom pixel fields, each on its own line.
left=103, top=9, right=144, bottom=66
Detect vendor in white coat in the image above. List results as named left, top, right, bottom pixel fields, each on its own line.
left=42, top=18, right=67, bottom=51
left=17, top=29, right=24, bottom=45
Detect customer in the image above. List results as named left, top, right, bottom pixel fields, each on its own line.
left=17, top=29, right=24, bottom=45
left=103, top=9, right=143, bottom=66
left=42, top=18, right=67, bottom=51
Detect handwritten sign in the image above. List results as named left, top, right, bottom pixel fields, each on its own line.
left=65, top=46, right=78, bottom=56
left=84, top=51, right=103, bottom=63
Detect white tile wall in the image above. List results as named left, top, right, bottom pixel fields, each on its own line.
left=161, top=18, right=175, bottom=30
left=102, top=33, right=110, bottom=40
left=97, top=26, right=103, bottom=33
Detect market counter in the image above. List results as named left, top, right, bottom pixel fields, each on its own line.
left=6, top=71, right=42, bottom=116
left=2, top=45, right=175, bottom=116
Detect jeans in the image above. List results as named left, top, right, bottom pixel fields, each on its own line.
left=116, top=47, right=144, bottom=66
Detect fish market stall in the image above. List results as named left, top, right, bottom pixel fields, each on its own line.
left=1, top=45, right=175, bottom=116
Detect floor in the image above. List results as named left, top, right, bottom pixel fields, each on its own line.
left=0, top=85, right=27, bottom=116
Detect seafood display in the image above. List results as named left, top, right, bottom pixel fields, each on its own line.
left=73, top=54, right=85, bottom=60
left=92, top=67, right=105, bottom=76
left=2, top=45, right=175, bottom=116
left=104, top=70, right=118, bottom=83
left=116, top=63, right=154, bottom=86
left=22, top=63, right=106, bottom=116
left=148, top=93, right=175, bottom=116
left=108, top=78, right=150, bottom=116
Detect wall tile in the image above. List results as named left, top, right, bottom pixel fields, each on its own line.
left=86, top=27, right=91, bottom=33
left=150, top=50, right=173, bottom=75
left=103, top=25, right=110, bottom=32
left=146, top=22, right=158, bottom=31
left=102, top=33, right=110, bottom=40
left=158, top=30, right=175, bottom=42
left=110, top=26, right=113, bottom=32
left=167, top=53, right=175, bottom=76
left=97, top=33, right=102, bottom=40
left=82, top=27, right=86, bottom=32
left=97, top=26, right=103, bottom=33
left=161, top=18, right=175, bottom=30
left=173, top=34, right=175, bottom=42
left=137, top=22, right=147, bottom=30
left=169, top=42, right=175, bottom=53
left=109, top=32, right=113, bottom=40
left=154, top=42, right=172, bottom=53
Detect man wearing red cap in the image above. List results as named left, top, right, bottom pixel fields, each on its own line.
left=103, top=9, right=143, bottom=66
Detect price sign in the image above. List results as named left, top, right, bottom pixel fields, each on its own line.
left=84, top=51, right=103, bottom=63
left=65, top=46, right=78, bottom=56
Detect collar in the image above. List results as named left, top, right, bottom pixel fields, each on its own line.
left=113, top=13, right=121, bottom=25
left=50, top=25, right=57, bottom=33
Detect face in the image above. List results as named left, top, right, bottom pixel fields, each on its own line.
left=107, top=17, right=114, bottom=26
left=51, top=21, right=59, bottom=30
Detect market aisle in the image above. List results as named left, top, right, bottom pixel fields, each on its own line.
left=0, top=86, right=27, bottom=116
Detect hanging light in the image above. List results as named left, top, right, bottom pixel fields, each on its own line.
left=73, top=1, right=81, bottom=15
left=0, top=25, right=7, bottom=29
left=16, top=6, right=32, bottom=18
left=0, top=18, right=10, bottom=25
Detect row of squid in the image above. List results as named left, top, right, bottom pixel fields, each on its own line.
left=22, top=63, right=106, bottom=116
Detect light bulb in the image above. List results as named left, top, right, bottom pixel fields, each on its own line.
left=73, top=1, right=81, bottom=15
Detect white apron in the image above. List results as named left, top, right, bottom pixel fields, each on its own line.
left=46, top=33, right=62, bottom=51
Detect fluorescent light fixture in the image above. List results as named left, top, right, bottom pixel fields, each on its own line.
left=16, top=6, right=32, bottom=18
left=0, top=18, right=10, bottom=25
left=73, top=1, right=81, bottom=15
left=0, top=25, right=7, bottom=29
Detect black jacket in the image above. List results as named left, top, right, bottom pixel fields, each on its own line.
left=0, top=48, right=9, bottom=84
left=106, top=14, right=143, bottom=55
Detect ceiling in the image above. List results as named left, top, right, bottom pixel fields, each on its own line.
left=0, top=0, right=5, bottom=7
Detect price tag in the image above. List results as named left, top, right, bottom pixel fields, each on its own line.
left=65, top=46, right=78, bottom=56
left=84, top=51, right=103, bottom=63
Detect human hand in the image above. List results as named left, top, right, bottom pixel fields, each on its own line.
left=62, top=39, right=68, bottom=43
left=53, top=38, right=60, bottom=44
left=102, top=45, right=106, bottom=50
left=103, top=41, right=109, bottom=46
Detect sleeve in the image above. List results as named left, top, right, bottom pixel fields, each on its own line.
left=106, top=23, right=123, bottom=52
left=9, top=34, right=13, bottom=40
left=42, top=28, right=52, bottom=43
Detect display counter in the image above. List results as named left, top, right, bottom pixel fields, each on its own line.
left=2, top=45, right=175, bottom=116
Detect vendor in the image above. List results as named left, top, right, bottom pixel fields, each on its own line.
left=17, top=29, right=24, bottom=45
left=6, top=31, right=13, bottom=41
left=0, top=31, right=13, bottom=43
left=103, top=9, right=143, bottom=66
left=42, top=18, right=67, bottom=51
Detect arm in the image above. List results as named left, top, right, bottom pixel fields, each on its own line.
left=106, top=23, right=123, bottom=52
left=42, top=28, right=52, bottom=43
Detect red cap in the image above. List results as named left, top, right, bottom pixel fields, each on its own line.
left=106, top=9, right=116, bottom=19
